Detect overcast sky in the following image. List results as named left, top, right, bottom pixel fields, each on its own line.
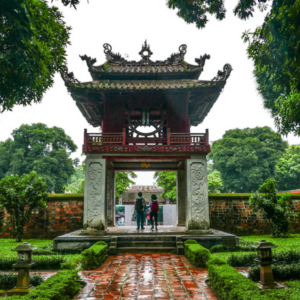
left=1, top=0, right=299, bottom=185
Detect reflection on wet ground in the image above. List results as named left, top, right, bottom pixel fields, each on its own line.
left=75, top=253, right=217, bottom=300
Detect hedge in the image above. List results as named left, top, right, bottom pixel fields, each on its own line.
left=0, top=270, right=81, bottom=300
left=0, top=273, right=43, bottom=290
left=185, top=243, right=210, bottom=267
left=81, top=242, right=108, bottom=270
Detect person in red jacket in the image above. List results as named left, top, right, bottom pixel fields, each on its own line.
left=149, top=194, right=159, bottom=230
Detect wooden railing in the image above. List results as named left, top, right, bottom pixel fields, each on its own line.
left=84, top=129, right=209, bottom=146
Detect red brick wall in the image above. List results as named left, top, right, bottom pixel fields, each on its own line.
left=1, top=194, right=300, bottom=238
left=209, top=195, right=300, bottom=235
left=0, top=197, right=83, bottom=239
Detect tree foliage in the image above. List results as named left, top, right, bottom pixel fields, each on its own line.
left=0, top=0, right=71, bottom=111
left=210, top=127, right=288, bottom=192
left=0, top=123, right=78, bottom=193
left=0, top=171, right=48, bottom=242
left=208, top=170, right=223, bottom=193
left=65, top=165, right=85, bottom=193
left=276, top=145, right=300, bottom=191
left=166, top=0, right=269, bottom=29
left=154, top=171, right=177, bottom=201
left=115, top=171, right=137, bottom=198
left=250, top=177, right=295, bottom=237
left=243, top=0, right=300, bottom=135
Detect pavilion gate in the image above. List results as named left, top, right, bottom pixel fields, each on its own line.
left=61, top=41, right=232, bottom=233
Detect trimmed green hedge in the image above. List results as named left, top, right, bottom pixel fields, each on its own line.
left=210, top=244, right=254, bottom=253
left=0, top=273, right=43, bottom=290
left=0, top=270, right=81, bottom=300
left=185, top=243, right=210, bottom=267
left=81, top=242, right=108, bottom=270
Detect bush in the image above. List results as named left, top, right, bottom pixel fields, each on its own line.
left=206, top=257, right=227, bottom=268
left=227, top=250, right=300, bottom=267
left=81, top=243, right=108, bottom=270
left=185, top=244, right=210, bottom=267
left=208, top=264, right=261, bottom=300
left=184, top=239, right=198, bottom=245
left=0, top=256, right=67, bottom=271
left=0, top=272, right=43, bottom=290
left=60, top=261, right=77, bottom=270
left=94, top=241, right=108, bottom=246
left=210, top=244, right=254, bottom=253
left=249, top=262, right=300, bottom=281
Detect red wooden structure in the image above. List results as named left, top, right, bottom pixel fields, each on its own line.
left=62, top=41, right=232, bottom=154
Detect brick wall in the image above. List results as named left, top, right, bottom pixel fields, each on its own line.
left=1, top=194, right=300, bottom=238
left=209, top=194, right=300, bottom=235
left=0, top=196, right=84, bottom=239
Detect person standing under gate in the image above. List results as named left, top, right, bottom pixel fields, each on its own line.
left=149, top=194, right=159, bottom=230
left=134, top=192, right=146, bottom=230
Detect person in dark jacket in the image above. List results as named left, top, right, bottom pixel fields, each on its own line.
left=134, top=192, right=146, bottom=230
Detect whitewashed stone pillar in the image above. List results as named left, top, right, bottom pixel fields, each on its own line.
left=177, top=163, right=187, bottom=226
left=186, top=158, right=210, bottom=230
left=106, top=169, right=115, bottom=226
left=83, top=155, right=106, bottom=230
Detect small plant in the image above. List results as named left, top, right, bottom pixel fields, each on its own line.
left=0, top=172, right=48, bottom=242
left=250, top=178, right=296, bottom=237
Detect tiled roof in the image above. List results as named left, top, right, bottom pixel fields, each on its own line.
left=69, top=80, right=224, bottom=91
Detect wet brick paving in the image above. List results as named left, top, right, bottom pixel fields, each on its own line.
left=75, top=253, right=217, bottom=300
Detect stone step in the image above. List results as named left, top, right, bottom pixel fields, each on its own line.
left=117, top=235, right=176, bottom=242
left=117, top=241, right=176, bottom=248
left=116, top=247, right=177, bottom=254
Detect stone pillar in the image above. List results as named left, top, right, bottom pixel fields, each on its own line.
left=106, top=169, right=115, bottom=227
left=186, top=158, right=210, bottom=230
left=177, top=162, right=187, bottom=226
left=83, top=155, right=106, bottom=231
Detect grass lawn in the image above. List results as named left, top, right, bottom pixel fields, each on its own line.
left=0, top=238, right=82, bottom=265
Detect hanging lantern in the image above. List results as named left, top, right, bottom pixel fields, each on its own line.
left=140, top=162, right=151, bottom=169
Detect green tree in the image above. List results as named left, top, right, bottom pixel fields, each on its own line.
left=0, top=171, right=48, bottom=242
left=208, top=171, right=223, bottom=193
left=65, top=165, right=85, bottom=193
left=243, top=0, right=300, bottom=135
left=115, top=171, right=137, bottom=198
left=276, top=145, right=300, bottom=191
left=210, top=127, right=288, bottom=192
left=250, top=178, right=295, bottom=237
left=154, top=171, right=177, bottom=201
left=0, top=0, right=71, bottom=111
left=0, top=123, right=78, bottom=193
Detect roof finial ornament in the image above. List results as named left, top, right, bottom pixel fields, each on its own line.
left=103, top=43, right=126, bottom=65
left=139, top=40, right=153, bottom=65
left=195, top=54, right=210, bottom=69
left=165, top=44, right=187, bottom=65
left=212, top=64, right=233, bottom=81
left=60, top=67, right=80, bottom=84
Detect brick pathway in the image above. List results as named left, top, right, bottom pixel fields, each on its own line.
left=75, top=253, right=216, bottom=300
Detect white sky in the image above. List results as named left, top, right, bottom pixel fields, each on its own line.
left=1, top=0, right=299, bottom=185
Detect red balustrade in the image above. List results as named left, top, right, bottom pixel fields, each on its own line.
left=84, top=129, right=209, bottom=147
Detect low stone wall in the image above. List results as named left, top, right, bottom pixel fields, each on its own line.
left=1, top=194, right=300, bottom=238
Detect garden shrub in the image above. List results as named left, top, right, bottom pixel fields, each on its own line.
left=0, top=256, right=67, bottom=271
left=60, top=261, right=77, bottom=270
left=0, top=270, right=82, bottom=300
left=185, top=244, right=210, bottom=267
left=0, top=272, right=43, bottom=290
left=210, top=244, right=254, bottom=253
left=183, top=239, right=198, bottom=251
left=208, top=264, right=261, bottom=300
left=249, top=262, right=300, bottom=281
left=206, top=257, right=227, bottom=267
left=81, top=243, right=108, bottom=270
left=94, top=241, right=108, bottom=246
left=227, top=250, right=300, bottom=267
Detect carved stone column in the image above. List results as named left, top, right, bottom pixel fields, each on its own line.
left=186, top=158, right=210, bottom=230
left=177, top=162, right=187, bottom=226
left=83, top=155, right=107, bottom=231
left=106, top=169, right=115, bottom=227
